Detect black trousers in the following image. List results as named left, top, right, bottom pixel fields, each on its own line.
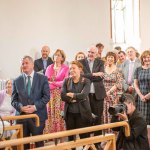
left=65, top=112, right=90, bottom=141
left=17, top=119, right=45, bottom=150
left=89, top=93, right=104, bottom=136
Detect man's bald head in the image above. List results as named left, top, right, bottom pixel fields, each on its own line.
left=87, top=46, right=98, bottom=61
left=41, top=46, right=50, bottom=59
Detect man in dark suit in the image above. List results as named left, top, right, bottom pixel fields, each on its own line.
left=80, top=46, right=106, bottom=150
left=12, top=55, right=50, bottom=149
left=34, top=45, right=53, bottom=74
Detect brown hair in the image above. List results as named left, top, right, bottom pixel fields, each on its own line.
left=70, top=61, right=83, bottom=71
left=140, top=50, right=150, bottom=65
left=75, top=52, right=86, bottom=60
left=96, top=43, right=104, bottom=48
left=106, top=51, right=117, bottom=63
left=118, top=51, right=126, bottom=55
left=123, top=93, right=136, bottom=106
left=53, top=49, right=66, bottom=64
left=114, top=46, right=122, bottom=51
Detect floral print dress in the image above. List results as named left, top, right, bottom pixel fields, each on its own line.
left=103, top=69, right=123, bottom=125
left=44, top=71, right=65, bottom=133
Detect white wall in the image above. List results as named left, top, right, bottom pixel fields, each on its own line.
left=0, top=0, right=149, bottom=79
left=0, top=0, right=111, bottom=79
left=140, top=0, right=150, bottom=50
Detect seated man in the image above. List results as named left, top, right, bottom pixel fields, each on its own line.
left=112, top=94, right=149, bottom=150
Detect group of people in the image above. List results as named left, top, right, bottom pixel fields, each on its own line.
left=0, top=44, right=150, bottom=150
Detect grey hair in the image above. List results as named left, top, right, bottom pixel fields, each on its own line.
left=126, top=46, right=136, bottom=52
left=22, top=55, right=34, bottom=63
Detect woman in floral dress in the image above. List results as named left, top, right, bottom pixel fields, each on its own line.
left=44, top=49, right=69, bottom=134
left=103, top=52, right=123, bottom=125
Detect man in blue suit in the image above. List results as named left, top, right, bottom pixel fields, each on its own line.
left=12, top=55, right=50, bottom=149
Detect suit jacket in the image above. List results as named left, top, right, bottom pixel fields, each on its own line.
left=121, top=58, right=141, bottom=91
left=61, top=76, right=92, bottom=123
left=79, top=58, right=106, bottom=100
left=11, top=72, right=50, bottom=122
left=34, top=57, right=53, bottom=74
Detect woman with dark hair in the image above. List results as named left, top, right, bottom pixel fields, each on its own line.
left=134, top=50, right=150, bottom=125
left=61, top=61, right=92, bottom=144
left=103, top=52, right=123, bottom=125
left=44, top=49, right=69, bottom=135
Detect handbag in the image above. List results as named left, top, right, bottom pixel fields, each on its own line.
left=78, top=99, right=93, bottom=124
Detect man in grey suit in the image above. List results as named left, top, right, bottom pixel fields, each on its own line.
left=80, top=46, right=106, bottom=150
left=121, top=46, right=141, bottom=94
left=12, top=56, right=50, bottom=149
left=34, top=45, right=53, bottom=74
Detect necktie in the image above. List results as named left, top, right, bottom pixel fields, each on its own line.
left=128, top=62, right=134, bottom=85
left=27, top=76, right=31, bottom=96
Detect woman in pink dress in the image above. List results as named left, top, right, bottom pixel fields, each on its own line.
left=44, top=49, right=69, bottom=134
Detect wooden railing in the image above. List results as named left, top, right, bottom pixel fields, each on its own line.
left=0, top=121, right=130, bottom=150
left=1, top=114, right=40, bottom=127
left=0, top=114, right=39, bottom=150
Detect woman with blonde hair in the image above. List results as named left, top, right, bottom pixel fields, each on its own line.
left=0, top=80, right=16, bottom=137
left=75, top=51, right=86, bottom=61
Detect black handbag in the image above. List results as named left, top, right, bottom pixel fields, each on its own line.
left=78, top=99, right=93, bottom=124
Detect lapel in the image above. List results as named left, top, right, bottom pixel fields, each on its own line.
left=133, top=58, right=139, bottom=72
left=84, top=58, right=91, bottom=73
left=30, top=72, right=38, bottom=95
left=125, top=60, right=130, bottom=79
left=40, top=58, right=44, bottom=69
left=20, top=74, right=26, bottom=90
left=92, top=58, right=99, bottom=72
left=47, top=57, right=53, bottom=66
left=18, top=74, right=28, bottom=98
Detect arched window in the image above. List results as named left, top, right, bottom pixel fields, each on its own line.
left=111, top=0, right=140, bottom=49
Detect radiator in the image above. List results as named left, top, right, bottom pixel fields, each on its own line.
left=0, top=80, right=6, bottom=90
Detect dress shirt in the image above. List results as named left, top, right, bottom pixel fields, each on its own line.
left=128, top=59, right=135, bottom=85
left=88, top=59, right=95, bottom=93
left=24, top=71, right=34, bottom=86
left=42, top=58, right=48, bottom=70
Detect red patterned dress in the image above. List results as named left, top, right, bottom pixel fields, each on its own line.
left=103, top=69, right=123, bottom=125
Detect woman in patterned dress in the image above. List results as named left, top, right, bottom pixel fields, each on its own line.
left=134, top=50, right=150, bottom=124
left=103, top=52, right=123, bottom=125
left=44, top=49, right=69, bottom=135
